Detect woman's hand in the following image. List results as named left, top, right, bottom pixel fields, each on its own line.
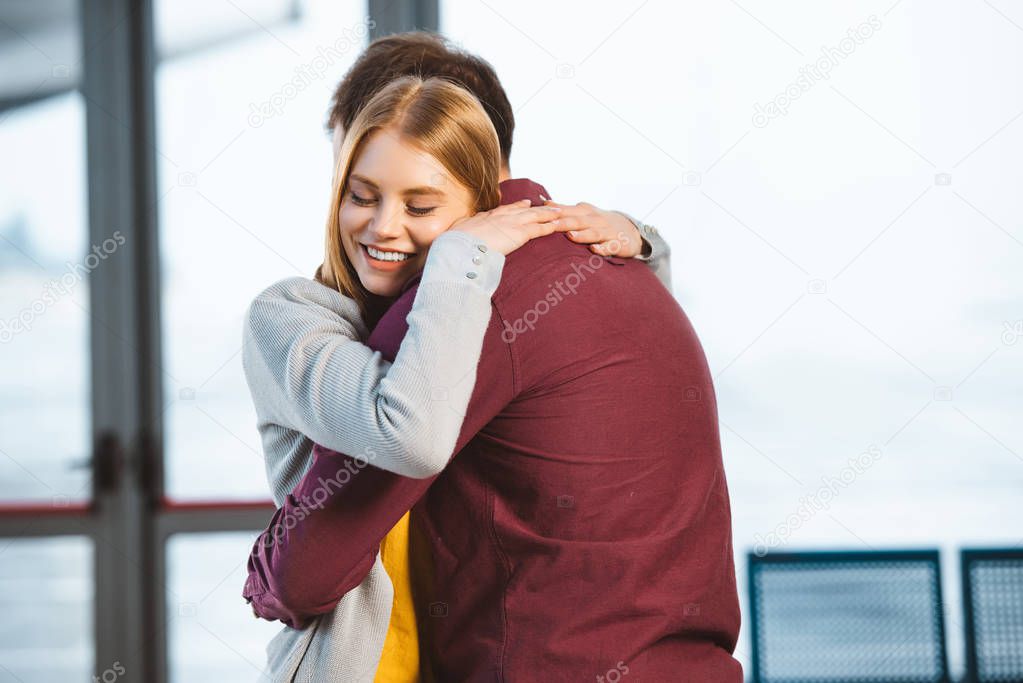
left=541, top=201, right=646, bottom=258
left=449, top=199, right=563, bottom=255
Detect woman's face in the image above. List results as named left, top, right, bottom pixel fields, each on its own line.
left=339, top=127, right=475, bottom=297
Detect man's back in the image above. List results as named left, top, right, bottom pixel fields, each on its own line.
left=384, top=228, right=742, bottom=681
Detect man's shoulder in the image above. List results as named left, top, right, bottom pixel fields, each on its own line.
left=500, top=232, right=587, bottom=276
left=495, top=232, right=659, bottom=301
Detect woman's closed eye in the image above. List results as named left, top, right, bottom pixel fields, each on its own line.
left=406, top=204, right=436, bottom=217
left=349, top=190, right=435, bottom=216
left=349, top=190, right=376, bottom=207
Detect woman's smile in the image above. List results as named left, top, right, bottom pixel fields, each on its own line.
left=359, top=242, right=419, bottom=271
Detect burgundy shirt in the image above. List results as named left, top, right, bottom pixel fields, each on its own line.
left=245, top=179, right=742, bottom=682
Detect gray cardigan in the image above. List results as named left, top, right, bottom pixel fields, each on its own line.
left=243, top=226, right=672, bottom=682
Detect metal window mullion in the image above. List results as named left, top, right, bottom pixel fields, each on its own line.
left=368, top=0, right=439, bottom=39
left=155, top=506, right=274, bottom=539
left=0, top=514, right=95, bottom=538
left=81, top=0, right=164, bottom=680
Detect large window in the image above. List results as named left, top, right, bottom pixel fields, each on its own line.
left=0, top=537, right=93, bottom=681
left=2, top=1, right=1019, bottom=679
left=0, top=94, right=89, bottom=505
left=0, top=2, right=93, bottom=678
left=155, top=0, right=368, bottom=502
left=440, top=1, right=1023, bottom=677
left=152, top=1, right=370, bottom=678
left=166, top=532, right=280, bottom=682
left=0, top=1, right=371, bottom=680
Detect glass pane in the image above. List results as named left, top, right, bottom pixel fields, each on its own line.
left=0, top=536, right=93, bottom=681
left=166, top=532, right=281, bottom=681
left=154, top=0, right=369, bottom=501
left=0, top=2, right=90, bottom=504
left=440, top=4, right=1023, bottom=679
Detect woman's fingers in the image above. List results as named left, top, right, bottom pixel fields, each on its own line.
left=538, top=203, right=601, bottom=234
left=525, top=205, right=563, bottom=222
left=588, top=241, right=618, bottom=255
left=548, top=215, right=595, bottom=233
left=542, top=201, right=596, bottom=217
left=516, top=215, right=568, bottom=240
left=492, top=203, right=561, bottom=228
left=466, top=202, right=579, bottom=254
left=491, top=198, right=533, bottom=214
left=562, top=227, right=604, bottom=243
left=541, top=201, right=640, bottom=256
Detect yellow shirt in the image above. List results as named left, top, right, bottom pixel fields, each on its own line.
left=374, top=511, right=420, bottom=682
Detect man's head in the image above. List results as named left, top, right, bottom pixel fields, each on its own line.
left=327, top=31, right=514, bottom=175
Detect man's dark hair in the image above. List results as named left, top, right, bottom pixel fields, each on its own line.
left=327, top=31, right=514, bottom=165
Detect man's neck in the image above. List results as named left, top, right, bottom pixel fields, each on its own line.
left=498, top=165, right=511, bottom=183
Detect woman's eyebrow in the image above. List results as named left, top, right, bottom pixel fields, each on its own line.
left=403, top=186, right=446, bottom=198
left=349, top=173, right=379, bottom=189
left=349, top=174, right=445, bottom=199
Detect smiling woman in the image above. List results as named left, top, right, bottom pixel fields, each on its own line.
left=318, top=75, right=502, bottom=304
left=338, top=128, right=479, bottom=295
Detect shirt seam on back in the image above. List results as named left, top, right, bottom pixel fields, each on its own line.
left=490, top=297, right=520, bottom=396
left=486, top=477, right=513, bottom=682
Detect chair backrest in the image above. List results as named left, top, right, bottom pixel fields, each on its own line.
left=748, top=549, right=949, bottom=683
left=961, top=548, right=1023, bottom=683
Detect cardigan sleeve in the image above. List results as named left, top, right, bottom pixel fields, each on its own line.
left=618, top=212, right=673, bottom=293
left=241, top=230, right=505, bottom=479
left=244, top=292, right=518, bottom=626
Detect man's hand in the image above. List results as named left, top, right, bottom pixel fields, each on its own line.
left=542, top=201, right=647, bottom=258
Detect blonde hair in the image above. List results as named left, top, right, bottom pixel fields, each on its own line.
left=317, top=76, right=502, bottom=314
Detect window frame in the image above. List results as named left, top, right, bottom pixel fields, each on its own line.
left=0, top=1, right=435, bottom=680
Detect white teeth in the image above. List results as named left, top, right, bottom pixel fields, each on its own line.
left=366, top=245, right=412, bottom=262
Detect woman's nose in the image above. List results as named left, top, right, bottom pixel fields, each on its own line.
left=369, top=203, right=405, bottom=239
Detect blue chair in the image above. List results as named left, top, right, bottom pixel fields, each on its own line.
left=961, top=548, right=1023, bottom=683
left=748, top=549, right=950, bottom=683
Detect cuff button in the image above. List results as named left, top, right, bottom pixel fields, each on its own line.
left=472, top=255, right=483, bottom=265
